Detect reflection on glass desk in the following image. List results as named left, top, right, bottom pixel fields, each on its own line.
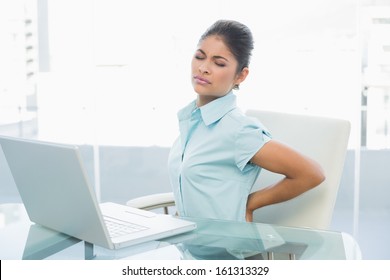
left=0, top=203, right=361, bottom=260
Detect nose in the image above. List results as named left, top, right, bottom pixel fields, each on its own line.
left=198, top=62, right=210, bottom=74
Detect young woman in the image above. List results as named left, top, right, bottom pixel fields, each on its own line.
left=168, top=20, right=325, bottom=223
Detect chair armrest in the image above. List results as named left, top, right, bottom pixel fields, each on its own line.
left=341, top=232, right=362, bottom=260
left=126, top=192, right=175, bottom=213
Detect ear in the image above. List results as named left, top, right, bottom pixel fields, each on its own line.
left=235, top=67, right=249, bottom=85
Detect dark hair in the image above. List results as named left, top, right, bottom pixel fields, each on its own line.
left=199, top=19, right=254, bottom=73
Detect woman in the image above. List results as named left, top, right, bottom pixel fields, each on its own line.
left=168, top=20, right=325, bottom=223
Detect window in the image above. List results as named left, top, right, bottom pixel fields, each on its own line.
left=1, top=0, right=389, bottom=149
left=0, top=0, right=38, bottom=137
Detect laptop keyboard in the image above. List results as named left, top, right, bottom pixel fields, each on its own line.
left=104, top=216, right=149, bottom=238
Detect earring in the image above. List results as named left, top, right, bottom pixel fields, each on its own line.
left=233, top=84, right=240, bottom=90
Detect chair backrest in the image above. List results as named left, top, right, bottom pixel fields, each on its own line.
left=246, top=110, right=350, bottom=230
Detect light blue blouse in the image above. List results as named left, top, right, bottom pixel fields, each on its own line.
left=168, top=92, right=272, bottom=222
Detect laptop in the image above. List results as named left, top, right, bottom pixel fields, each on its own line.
left=0, top=135, right=196, bottom=250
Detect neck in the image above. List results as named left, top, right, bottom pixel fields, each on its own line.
left=196, top=91, right=233, bottom=107
left=196, top=96, right=218, bottom=107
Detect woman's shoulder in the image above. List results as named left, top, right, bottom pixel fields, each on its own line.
left=225, top=108, right=264, bottom=128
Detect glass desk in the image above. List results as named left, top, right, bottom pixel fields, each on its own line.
left=0, top=203, right=361, bottom=260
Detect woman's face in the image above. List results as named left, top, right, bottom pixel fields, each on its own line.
left=191, top=35, right=248, bottom=106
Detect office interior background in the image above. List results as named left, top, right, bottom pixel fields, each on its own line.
left=0, top=0, right=389, bottom=259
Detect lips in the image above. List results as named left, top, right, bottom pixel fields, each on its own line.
left=194, top=75, right=211, bottom=85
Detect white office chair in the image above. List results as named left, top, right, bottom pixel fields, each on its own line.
left=245, top=110, right=350, bottom=230
left=127, top=110, right=351, bottom=230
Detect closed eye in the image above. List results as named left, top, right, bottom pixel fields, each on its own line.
left=194, top=49, right=205, bottom=60
left=215, top=61, right=226, bottom=67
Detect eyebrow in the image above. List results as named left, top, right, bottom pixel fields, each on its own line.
left=196, top=49, right=229, bottom=62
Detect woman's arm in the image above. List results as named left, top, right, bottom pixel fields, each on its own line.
left=245, top=139, right=325, bottom=222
